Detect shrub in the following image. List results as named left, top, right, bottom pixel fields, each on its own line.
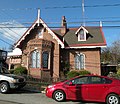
left=14, top=66, right=28, bottom=75
left=67, top=70, right=90, bottom=79
left=117, top=69, right=120, bottom=76
left=67, top=71, right=80, bottom=79
left=79, top=70, right=91, bottom=75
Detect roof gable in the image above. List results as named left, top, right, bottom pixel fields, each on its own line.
left=75, top=26, right=88, bottom=34
left=15, top=18, right=64, bottom=48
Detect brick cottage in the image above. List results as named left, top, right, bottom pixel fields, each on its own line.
left=11, top=16, right=106, bottom=79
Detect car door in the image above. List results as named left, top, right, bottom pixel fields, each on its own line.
left=87, top=76, right=111, bottom=102
left=65, top=76, right=89, bottom=100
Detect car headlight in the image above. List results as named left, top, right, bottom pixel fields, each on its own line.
left=10, top=78, right=18, bottom=83
left=48, top=85, right=55, bottom=88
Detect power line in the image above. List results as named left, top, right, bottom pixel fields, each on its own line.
left=1, top=20, right=120, bottom=26
left=45, top=3, right=120, bottom=9
left=0, top=8, right=38, bottom=11
left=0, top=28, right=18, bottom=41
left=0, top=23, right=24, bottom=37
left=0, top=3, right=119, bottom=11
left=0, top=38, right=13, bottom=46
left=1, top=25, right=120, bottom=29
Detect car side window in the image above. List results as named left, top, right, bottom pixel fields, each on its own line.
left=90, top=77, right=102, bottom=84
left=104, top=78, right=112, bottom=84
left=71, top=77, right=88, bottom=84
left=89, top=76, right=112, bottom=84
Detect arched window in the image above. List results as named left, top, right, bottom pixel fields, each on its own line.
left=42, top=51, right=49, bottom=68
left=75, top=53, right=85, bottom=70
left=31, top=50, right=40, bottom=68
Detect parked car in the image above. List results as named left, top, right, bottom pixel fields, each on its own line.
left=46, top=75, right=120, bottom=104
left=0, top=49, right=26, bottom=93
left=0, top=68, right=26, bottom=93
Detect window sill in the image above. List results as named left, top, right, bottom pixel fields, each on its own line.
left=41, top=68, right=50, bottom=71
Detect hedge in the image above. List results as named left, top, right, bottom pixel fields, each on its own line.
left=67, top=70, right=91, bottom=79
left=14, top=66, right=28, bottom=75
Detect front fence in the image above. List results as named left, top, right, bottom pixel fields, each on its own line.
left=23, top=75, right=66, bottom=92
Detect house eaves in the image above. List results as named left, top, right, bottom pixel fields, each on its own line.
left=15, top=18, right=64, bottom=48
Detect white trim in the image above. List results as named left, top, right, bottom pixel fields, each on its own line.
left=66, top=45, right=107, bottom=49
left=39, top=19, right=64, bottom=48
left=75, top=26, right=88, bottom=34
left=75, top=53, right=85, bottom=70
left=15, top=21, right=37, bottom=48
left=15, top=18, right=64, bottom=48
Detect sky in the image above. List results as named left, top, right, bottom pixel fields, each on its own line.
left=0, top=0, right=120, bottom=51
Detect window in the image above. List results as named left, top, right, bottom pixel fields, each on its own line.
left=78, top=29, right=86, bottom=41
left=42, top=51, right=49, bottom=68
left=90, top=77, right=102, bottom=84
left=31, top=50, right=40, bottom=68
left=71, top=76, right=89, bottom=84
left=89, top=76, right=112, bottom=84
left=37, top=27, right=44, bottom=38
left=75, top=53, right=85, bottom=70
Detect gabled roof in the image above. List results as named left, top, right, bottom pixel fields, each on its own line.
left=15, top=17, right=106, bottom=49
left=75, top=26, right=88, bottom=34
left=53, top=26, right=106, bottom=48
left=15, top=18, right=64, bottom=48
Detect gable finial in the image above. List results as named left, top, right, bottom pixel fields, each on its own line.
left=100, top=21, right=102, bottom=27
left=82, top=0, right=85, bottom=26
left=37, top=8, right=40, bottom=26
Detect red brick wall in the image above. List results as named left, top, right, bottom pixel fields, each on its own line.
left=61, top=48, right=101, bottom=75
left=84, top=48, right=101, bottom=75
left=19, top=26, right=101, bottom=78
left=20, top=28, right=60, bottom=78
left=43, top=30, right=60, bottom=78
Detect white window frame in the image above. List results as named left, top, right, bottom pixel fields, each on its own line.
left=75, top=53, right=85, bottom=70
left=78, top=29, right=86, bottom=41
left=31, top=50, right=41, bottom=68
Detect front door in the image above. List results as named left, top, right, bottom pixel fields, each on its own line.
left=65, top=76, right=89, bottom=100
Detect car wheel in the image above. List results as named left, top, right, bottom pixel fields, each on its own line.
left=0, top=82, right=10, bottom=93
left=53, top=90, right=65, bottom=102
left=106, top=94, right=120, bottom=104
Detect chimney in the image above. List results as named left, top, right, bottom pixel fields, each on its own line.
left=61, top=16, right=67, bottom=36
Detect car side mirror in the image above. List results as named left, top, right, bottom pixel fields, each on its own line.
left=69, top=81, right=74, bottom=86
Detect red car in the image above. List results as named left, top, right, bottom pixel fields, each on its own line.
left=46, top=75, right=120, bottom=104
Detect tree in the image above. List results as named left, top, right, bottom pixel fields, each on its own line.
left=110, top=40, right=120, bottom=64
left=101, top=47, right=112, bottom=63
left=101, top=39, right=120, bottom=64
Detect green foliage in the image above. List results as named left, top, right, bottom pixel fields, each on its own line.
left=101, top=40, right=120, bottom=64
left=101, top=48, right=112, bottom=63
left=14, top=66, right=28, bottom=75
left=67, top=70, right=91, bottom=79
left=79, top=70, right=91, bottom=75
left=117, top=68, right=120, bottom=76
left=67, top=71, right=80, bottom=79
